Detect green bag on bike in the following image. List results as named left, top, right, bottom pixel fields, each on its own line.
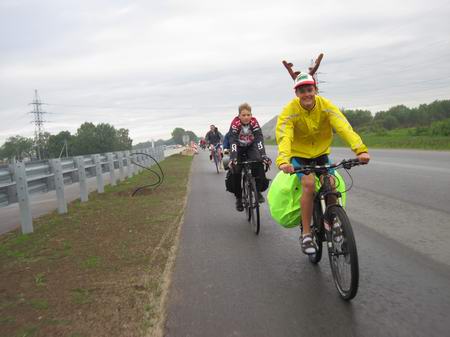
left=267, top=171, right=347, bottom=228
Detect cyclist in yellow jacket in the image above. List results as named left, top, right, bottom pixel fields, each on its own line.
left=276, top=73, right=370, bottom=254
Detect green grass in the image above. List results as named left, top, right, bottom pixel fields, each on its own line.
left=71, top=288, right=92, bottom=305
left=333, top=128, right=450, bottom=150
left=265, top=128, right=450, bottom=150
left=34, top=273, right=46, bottom=287
left=81, top=256, right=100, bottom=269
left=28, top=299, right=48, bottom=310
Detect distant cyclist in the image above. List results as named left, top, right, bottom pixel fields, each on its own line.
left=229, top=103, right=271, bottom=211
left=205, top=125, right=223, bottom=160
left=276, top=73, right=370, bottom=254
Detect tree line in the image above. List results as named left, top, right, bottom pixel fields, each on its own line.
left=133, top=128, right=199, bottom=149
left=343, top=99, right=450, bottom=136
left=0, top=122, right=132, bottom=161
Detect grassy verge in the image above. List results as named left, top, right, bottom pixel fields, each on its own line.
left=0, top=154, right=192, bottom=337
left=265, top=130, right=450, bottom=150
left=332, top=129, right=450, bottom=150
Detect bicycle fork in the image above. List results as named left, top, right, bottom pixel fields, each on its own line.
left=320, top=194, right=343, bottom=250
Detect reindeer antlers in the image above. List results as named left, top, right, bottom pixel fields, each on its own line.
left=308, top=53, right=323, bottom=76
left=282, top=53, right=324, bottom=80
left=282, top=60, right=300, bottom=80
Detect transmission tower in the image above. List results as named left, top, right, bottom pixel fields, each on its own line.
left=29, top=89, right=48, bottom=160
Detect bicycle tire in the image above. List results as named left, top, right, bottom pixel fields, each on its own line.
left=248, top=177, right=260, bottom=235
left=242, top=175, right=251, bottom=222
left=213, top=151, right=219, bottom=174
left=327, top=205, right=359, bottom=300
left=309, top=202, right=324, bottom=264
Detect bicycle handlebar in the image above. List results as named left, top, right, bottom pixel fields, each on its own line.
left=290, top=158, right=365, bottom=175
left=234, top=159, right=271, bottom=172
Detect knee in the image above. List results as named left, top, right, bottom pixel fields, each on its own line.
left=302, top=176, right=315, bottom=193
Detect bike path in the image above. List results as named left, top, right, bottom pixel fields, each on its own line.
left=165, top=150, right=450, bottom=337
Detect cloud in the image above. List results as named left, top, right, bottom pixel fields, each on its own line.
left=1, top=0, right=449, bottom=144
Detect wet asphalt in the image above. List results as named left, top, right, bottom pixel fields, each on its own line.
left=165, top=147, right=450, bottom=337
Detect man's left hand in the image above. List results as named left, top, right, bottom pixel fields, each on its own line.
left=357, top=152, right=370, bottom=164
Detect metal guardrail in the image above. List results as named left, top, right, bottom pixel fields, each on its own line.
left=0, top=147, right=165, bottom=233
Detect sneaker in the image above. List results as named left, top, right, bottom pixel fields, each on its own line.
left=257, top=192, right=265, bottom=203
left=235, top=198, right=244, bottom=212
left=300, top=234, right=317, bottom=255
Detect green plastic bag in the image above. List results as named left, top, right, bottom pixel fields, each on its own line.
left=267, top=171, right=346, bottom=228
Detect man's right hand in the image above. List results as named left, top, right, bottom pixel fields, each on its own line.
left=279, top=163, right=295, bottom=173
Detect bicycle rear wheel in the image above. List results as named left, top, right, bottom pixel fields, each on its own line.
left=327, top=205, right=359, bottom=300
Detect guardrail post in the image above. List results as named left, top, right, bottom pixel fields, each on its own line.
left=94, top=154, right=104, bottom=193
left=107, top=153, right=116, bottom=186
left=125, top=151, right=132, bottom=178
left=7, top=163, right=18, bottom=204
left=145, top=148, right=150, bottom=167
left=49, top=159, right=68, bottom=214
left=118, top=152, right=125, bottom=181
left=75, top=156, right=88, bottom=202
left=14, top=161, right=33, bottom=233
left=160, top=146, right=165, bottom=161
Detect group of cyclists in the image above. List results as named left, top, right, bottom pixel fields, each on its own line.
left=200, top=69, right=370, bottom=256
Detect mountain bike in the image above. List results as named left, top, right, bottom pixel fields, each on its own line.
left=210, top=144, right=223, bottom=174
left=240, top=159, right=266, bottom=235
left=292, top=158, right=364, bottom=300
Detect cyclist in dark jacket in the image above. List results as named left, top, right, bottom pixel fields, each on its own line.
left=205, top=125, right=223, bottom=160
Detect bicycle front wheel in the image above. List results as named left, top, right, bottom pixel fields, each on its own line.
left=213, top=152, right=219, bottom=174
left=327, top=205, right=359, bottom=300
left=248, top=177, right=260, bottom=235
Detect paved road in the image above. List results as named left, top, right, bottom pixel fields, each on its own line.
left=165, top=147, right=450, bottom=337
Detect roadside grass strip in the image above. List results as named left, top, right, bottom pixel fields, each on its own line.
left=0, top=154, right=193, bottom=337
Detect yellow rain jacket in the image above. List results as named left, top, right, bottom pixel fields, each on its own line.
left=276, top=96, right=368, bottom=167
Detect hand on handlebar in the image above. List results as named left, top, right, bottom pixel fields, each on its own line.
left=228, top=159, right=237, bottom=170
left=357, top=152, right=370, bottom=164
left=262, top=156, right=272, bottom=167
left=279, top=163, right=295, bottom=174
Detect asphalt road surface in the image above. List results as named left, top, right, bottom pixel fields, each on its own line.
left=165, top=146, right=450, bottom=337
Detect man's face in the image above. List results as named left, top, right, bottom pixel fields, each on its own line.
left=239, top=109, right=252, bottom=124
left=295, top=85, right=316, bottom=107
left=210, top=125, right=215, bottom=131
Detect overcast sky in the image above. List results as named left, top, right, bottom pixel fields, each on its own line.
left=1, top=0, right=449, bottom=145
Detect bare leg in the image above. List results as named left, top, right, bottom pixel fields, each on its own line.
left=301, top=174, right=315, bottom=235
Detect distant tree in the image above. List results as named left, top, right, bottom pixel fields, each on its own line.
left=47, top=131, right=73, bottom=158
left=382, top=115, right=399, bottom=130
left=384, top=105, right=411, bottom=127
left=70, top=122, right=132, bottom=155
left=171, top=128, right=186, bottom=145
left=185, top=130, right=198, bottom=143
left=430, top=118, right=450, bottom=136
left=115, top=128, right=133, bottom=150
left=342, top=109, right=373, bottom=130
left=95, top=123, right=117, bottom=153
left=72, top=122, right=98, bottom=155
left=0, top=135, right=34, bottom=160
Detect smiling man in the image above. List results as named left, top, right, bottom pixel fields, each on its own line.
left=275, top=73, right=370, bottom=254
